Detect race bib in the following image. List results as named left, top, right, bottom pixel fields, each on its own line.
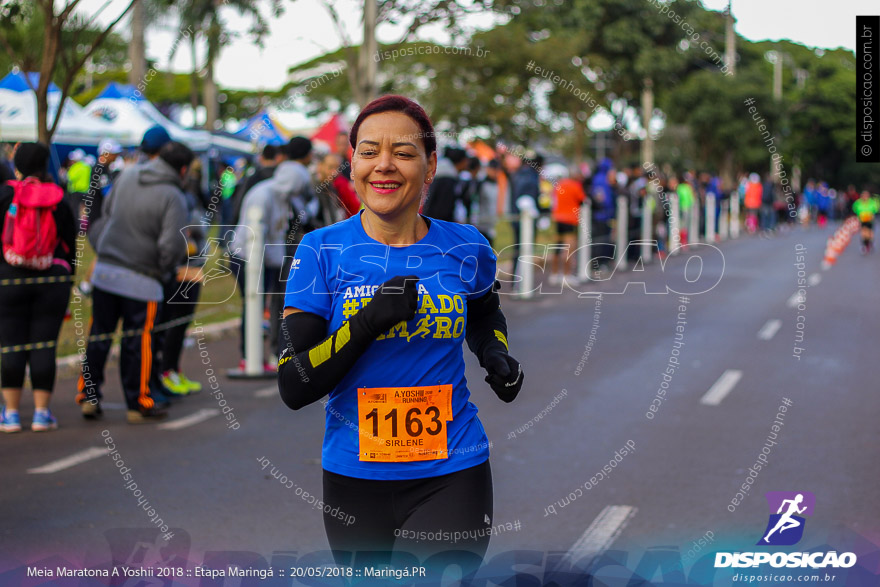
left=356, top=385, right=453, bottom=462
left=860, top=211, right=874, bottom=222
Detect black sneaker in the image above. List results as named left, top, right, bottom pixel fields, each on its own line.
left=150, top=388, right=175, bottom=408
left=81, top=400, right=103, bottom=420
left=126, top=406, right=169, bottom=424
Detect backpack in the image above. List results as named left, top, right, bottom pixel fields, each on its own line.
left=2, top=178, right=64, bottom=269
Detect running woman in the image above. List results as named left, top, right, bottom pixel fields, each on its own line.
left=277, top=95, right=524, bottom=575
left=853, top=190, right=880, bottom=253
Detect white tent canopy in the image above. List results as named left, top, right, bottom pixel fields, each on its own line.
left=0, top=71, right=129, bottom=145
left=82, top=82, right=214, bottom=151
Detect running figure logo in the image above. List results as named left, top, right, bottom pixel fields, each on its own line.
left=406, top=316, right=434, bottom=341
left=757, top=491, right=815, bottom=546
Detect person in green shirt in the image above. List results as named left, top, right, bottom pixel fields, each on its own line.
left=853, top=190, right=880, bottom=253
left=66, top=150, right=92, bottom=217
left=676, top=175, right=695, bottom=244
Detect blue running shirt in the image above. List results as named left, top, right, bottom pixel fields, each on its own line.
left=284, top=211, right=497, bottom=480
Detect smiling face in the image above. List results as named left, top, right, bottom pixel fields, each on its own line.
left=351, top=111, right=437, bottom=221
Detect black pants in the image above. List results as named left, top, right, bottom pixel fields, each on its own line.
left=509, top=220, right=522, bottom=279
left=0, top=265, right=71, bottom=390
left=156, top=279, right=202, bottom=373
left=322, top=460, right=493, bottom=575
left=591, top=219, right=613, bottom=268
left=77, top=287, right=159, bottom=411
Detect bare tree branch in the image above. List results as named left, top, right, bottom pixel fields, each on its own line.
left=320, top=0, right=353, bottom=47
left=66, top=0, right=137, bottom=85
left=58, top=0, right=84, bottom=23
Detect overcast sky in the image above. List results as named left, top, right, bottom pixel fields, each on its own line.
left=81, top=0, right=861, bottom=92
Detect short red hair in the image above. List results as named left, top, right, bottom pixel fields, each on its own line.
left=349, top=95, right=436, bottom=157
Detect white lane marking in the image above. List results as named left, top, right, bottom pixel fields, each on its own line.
left=757, top=319, right=782, bottom=340
left=561, top=505, right=637, bottom=568
left=700, top=369, right=743, bottom=406
left=157, top=408, right=220, bottom=431
left=807, top=273, right=821, bottom=286
left=786, top=291, right=804, bottom=308
left=255, top=386, right=276, bottom=398
left=27, top=447, right=106, bottom=474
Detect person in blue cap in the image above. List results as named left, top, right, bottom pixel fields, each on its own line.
left=141, top=125, right=172, bottom=161
left=138, top=126, right=208, bottom=397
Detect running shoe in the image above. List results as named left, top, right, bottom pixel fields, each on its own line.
left=80, top=399, right=103, bottom=420
left=31, top=410, right=58, bottom=432
left=1, top=407, right=21, bottom=433
left=161, top=370, right=191, bottom=396
left=178, top=373, right=202, bottom=393
left=127, top=406, right=169, bottom=424
left=237, top=359, right=278, bottom=373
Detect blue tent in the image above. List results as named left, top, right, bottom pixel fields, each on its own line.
left=234, top=110, right=289, bottom=146
left=0, top=71, right=62, bottom=94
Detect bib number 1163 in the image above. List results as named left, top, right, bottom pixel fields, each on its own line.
left=357, top=385, right=452, bottom=462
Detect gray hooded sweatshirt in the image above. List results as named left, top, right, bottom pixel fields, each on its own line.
left=89, top=157, right=189, bottom=284
left=228, top=160, right=310, bottom=269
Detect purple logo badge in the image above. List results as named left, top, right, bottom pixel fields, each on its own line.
left=757, top=491, right=815, bottom=546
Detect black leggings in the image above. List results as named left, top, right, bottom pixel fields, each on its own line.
left=322, top=460, right=493, bottom=576
left=0, top=266, right=71, bottom=390
left=157, top=280, right=202, bottom=373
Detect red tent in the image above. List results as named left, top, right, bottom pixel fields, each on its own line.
left=311, top=113, right=348, bottom=153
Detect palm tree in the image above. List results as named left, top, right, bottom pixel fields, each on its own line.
left=169, top=0, right=278, bottom=129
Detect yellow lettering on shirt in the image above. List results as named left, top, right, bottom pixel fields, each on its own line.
left=437, top=295, right=454, bottom=313
left=433, top=316, right=453, bottom=338
left=420, top=294, right=438, bottom=314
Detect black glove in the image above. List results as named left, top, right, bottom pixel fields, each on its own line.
left=353, top=275, right=420, bottom=337
left=484, top=350, right=523, bottom=403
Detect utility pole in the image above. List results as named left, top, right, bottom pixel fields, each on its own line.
left=724, top=0, right=736, bottom=75
left=721, top=0, right=736, bottom=189
left=641, top=77, right=654, bottom=168
left=773, top=51, right=783, bottom=101
left=128, top=0, right=147, bottom=86
left=770, top=49, right=783, bottom=182
left=358, top=0, right=378, bottom=107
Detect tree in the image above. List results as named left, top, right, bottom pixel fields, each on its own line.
left=169, top=0, right=281, bottom=129
left=314, top=0, right=496, bottom=108
left=0, top=0, right=136, bottom=143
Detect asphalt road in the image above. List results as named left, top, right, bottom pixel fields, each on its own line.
left=1, top=222, right=878, bottom=586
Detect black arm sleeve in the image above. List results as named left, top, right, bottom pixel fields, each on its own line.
left=465, top=280, right=510, bottom=367
left=277, top=310, right=375, bottom=410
